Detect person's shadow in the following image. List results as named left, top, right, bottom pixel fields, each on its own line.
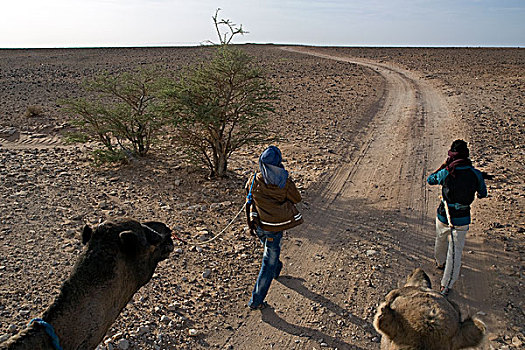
left=261, top=305, right=362, bottom=350
left=277, top=275, right=375, bottom=332
left=257, top=275, right=377, bottom=350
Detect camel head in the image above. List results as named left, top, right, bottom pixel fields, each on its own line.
left=1, top=218, right=174, bottom=350
left=374, top=268, right=486, bottom=350
left=80, top=218, right=174, bottom=287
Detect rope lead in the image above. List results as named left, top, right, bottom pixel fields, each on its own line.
left=176, top=202, right=247, bottom=246
left=174, top=171, right=256, bottom=246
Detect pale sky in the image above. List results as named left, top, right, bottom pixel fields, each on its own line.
left=1, top=0, right=523, bottom=48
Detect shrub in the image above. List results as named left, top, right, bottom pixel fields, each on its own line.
left=24, top=105, right=44, bottom=118
left=62, top=68, right=166, bottom=163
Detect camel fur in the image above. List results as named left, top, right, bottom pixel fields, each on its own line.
left=1, top=218, right=174, bottom=350
left=374, top=268, right=486, bottom=350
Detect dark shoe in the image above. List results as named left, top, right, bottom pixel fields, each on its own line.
left=248, top=301, right=268, bottom=310
left=440, top=286, right=451, bottom=297
left=274, top=260, right=283, bottom=280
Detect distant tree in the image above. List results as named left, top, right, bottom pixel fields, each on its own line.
left=63, top=68, right=165, bottom=164
left=162, top=10, right=278, bottom=177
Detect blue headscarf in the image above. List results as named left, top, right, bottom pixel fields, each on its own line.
left=259, top=146, right=289, bottom=189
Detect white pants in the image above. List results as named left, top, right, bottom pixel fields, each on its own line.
left=434, top=218, right=469, bottom=289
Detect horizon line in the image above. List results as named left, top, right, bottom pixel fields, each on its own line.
left=1, top=42, right=523, bottom=50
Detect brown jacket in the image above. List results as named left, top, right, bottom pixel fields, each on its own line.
left=245, top=172, right=303, bottom=232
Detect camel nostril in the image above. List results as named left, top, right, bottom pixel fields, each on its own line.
left=160, top=241, right=174, bottom=256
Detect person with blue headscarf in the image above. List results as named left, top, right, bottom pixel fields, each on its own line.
left=245, top=146, right=303, bottom=310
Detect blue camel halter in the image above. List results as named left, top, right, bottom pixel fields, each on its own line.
left=29, top=318, right=63, bottom=350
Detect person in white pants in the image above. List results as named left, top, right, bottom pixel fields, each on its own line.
left=427, top=140, right=487, bottom=296
left=434, top=219, right=469, bottom=293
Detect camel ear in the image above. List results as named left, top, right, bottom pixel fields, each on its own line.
left=82, top=225, right=93, bottom=245
left=119, top=230, right=147, bottom=253
left=405, top=268, right=431, bottom=288
left=453, top=317, right=486, bottom=348
left=374, top=303, right=399, bottom=339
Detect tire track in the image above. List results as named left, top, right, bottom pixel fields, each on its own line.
left=220, top=48, right=457, bottom=349
left=0, top=132, right=65, bottom=149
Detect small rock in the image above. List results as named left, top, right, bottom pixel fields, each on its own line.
left=167, top=302, right=180, bottom=311
left=0, top=127, right=18, bottom=137
left=512, top=337, right=522, bottom=347
left=366, top=249, right=378, bottom=256
left=160, top=315, right=171, bottom=324
left=8, top=324, right=17, bottom=333
left=188, top=328, right=198, bottom=336
left=29, top=133, right=46, bottom=139
left=137, top=325, right=150, bottom=336
left=372, top=336, right=381, bottom=343
left=491, top=222, right=504, bottom=228
left=0, top=334, right=10, bottom=342
left=116, top=339, right=129, bottom=350
left=202, top=269, right=212, bottom=278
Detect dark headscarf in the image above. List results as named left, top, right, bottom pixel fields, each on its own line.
left=435, top=139, right=472, bottom=176
left=259, top=146, right=289, bottom=189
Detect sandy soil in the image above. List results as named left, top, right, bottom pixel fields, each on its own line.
left=0, top=45, right=523, bottom=349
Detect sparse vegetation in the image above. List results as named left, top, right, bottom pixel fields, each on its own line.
left=63, top=68, right=166, bottom=163
left=63, top=131, right=90, bottom=145
left=24, top=105, right=44, bottom=118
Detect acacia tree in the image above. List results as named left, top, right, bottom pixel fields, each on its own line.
left=63, top=69, right=165, bottom=163
left=162, top=10, right=278, bottom=177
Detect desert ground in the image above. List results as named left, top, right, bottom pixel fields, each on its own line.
left=0, top=45, right=523, bottom=349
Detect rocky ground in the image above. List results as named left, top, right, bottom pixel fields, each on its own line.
left=0, top=45, right=523, bottom=349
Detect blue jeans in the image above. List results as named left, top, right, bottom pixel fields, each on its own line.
left=248, top=227, right=283, bottom=307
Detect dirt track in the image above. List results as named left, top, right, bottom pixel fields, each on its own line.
left=213, top=47, right=502, bottom=349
